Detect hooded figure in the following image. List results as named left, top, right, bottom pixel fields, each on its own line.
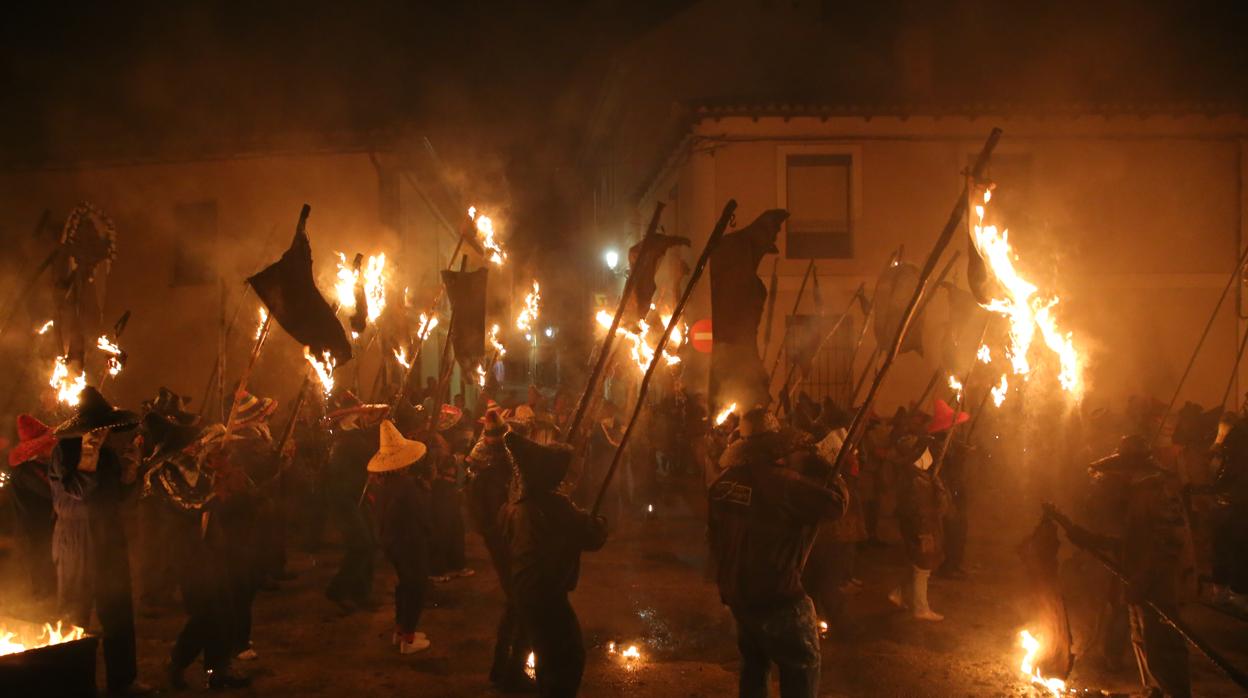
left=502, top=433, right=607, bottom=697
left=366, top=420, right=433, bottom=654
left=708, top=409, right=847, bottom=698
left=48, top=387, right=148, bottom=695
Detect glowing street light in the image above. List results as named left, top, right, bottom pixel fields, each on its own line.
left=603, top=249, right=619, bottom=270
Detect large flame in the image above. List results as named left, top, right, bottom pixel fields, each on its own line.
left=469, top=207, right=507, bottom=266
left=393, top=346, right=411, bottom=369
left=96, top=335, right=123, bottom=377
left=333, top=252, right=388, bottom=322
left=972, top=189, right=1082, bottom=403
left=1019, top=630, right=1067, bottom=697
left=991, top=373, right=1009, bottom=408
left=50, top=356, right=86, bottom=406
left=594, top=309, right=683, bottom=372
left=715, top=402, right=738, bottom=426
left=488, top=323, right=506, bottom=357
left=0, top=620, right=87, bottom=657
left=476, top=364, right=487, bottom=388
left=517, top=281, right=541, bottom=333
left=333, top=252, right=356, bottom=309
left=416, top=312, right=440, bottom=342
left=303, top=347, right=336, bottom=396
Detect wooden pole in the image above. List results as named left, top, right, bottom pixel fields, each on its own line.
left=832, top=127, right=1003, bottom=477
left=759, top=257, right=781, bottom=367
left=591, top=200, right=737, bottom=516
left=1152, top=244, right=1248, bottom=445
left=766, top=259, right=816, bottom=390
left=223, top=313, right=273, bottom=437
left=850, top=347, right=880, bottom=406
left=565, top=202, right=665, bottom=442
left=913, top=369, right=942, bottom=411
left=1218, top=325, right=1248, bottom=410
left=932, top=319, right=992, bottom=478
left=394, top=236, right=466, bottom=407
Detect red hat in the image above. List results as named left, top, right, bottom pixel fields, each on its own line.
left=928, top=398, right=970, bottom=434
left=9, top=414, right=55, bottom=466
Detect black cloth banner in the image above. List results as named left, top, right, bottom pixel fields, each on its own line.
left=441, top=268, right=488, bottom=367
left=247, top=228, right=352, bottom=363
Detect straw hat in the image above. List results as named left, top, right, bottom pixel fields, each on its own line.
left=233, top=391, right=277, bottom=424
left=9, top=414, right=55, bottom=466
left=367, top=420, right=428, bottom=473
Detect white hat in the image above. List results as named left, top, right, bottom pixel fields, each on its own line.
left=367, top=420, right=428, bottom=473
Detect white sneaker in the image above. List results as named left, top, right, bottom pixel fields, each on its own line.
left=400, top=635, right=431, bottom=654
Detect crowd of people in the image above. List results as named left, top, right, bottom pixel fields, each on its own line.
left=2, top=366, right=1245, bottom=697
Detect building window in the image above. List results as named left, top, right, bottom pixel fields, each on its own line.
left=784, top=312, right=855, bottom=406
left=172, top=200, right=218, bottom=286
left=785, top=154, right=853, bottom=259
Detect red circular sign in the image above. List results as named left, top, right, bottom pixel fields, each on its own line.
left=690, top=318, right=713, bottom=353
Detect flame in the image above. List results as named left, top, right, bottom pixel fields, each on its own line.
left=715, top=402, right=738, bottom=426
left=303, top=347, right=336, bottom=396
left=977, top=344, right=992, bottom=364
left=991, top=373, right=1009, bottom=408
left=469, top=207, right=507, bottom=266
left=0, top=621, right=87, bottom=657
left=393, top=346, right=411, bottom=369
left=50, top=356, right=86, bottom=406
left=256, top=307, right=269, bottom=340
left=971, top=188, right=1082, bottom=403
left=525, top=651, right=536, bottom=680
left=416, top=313, right=440, bottom=342
left=96, top=335, right=124, bottom=377
left=516, top=281, right=541, bottom=332
left=333, top=252, right=387, bottom=322
left=1019, top=630, right=1068, bottom=697
left=36, top=320, right=54, bottom=335
left=476, top=364, right=487, bottom=388
left=948, top=375, right=964, bottom=400
left=594, top=308, right=683, bottom=372
left=488, top=323, right=506, bottom=356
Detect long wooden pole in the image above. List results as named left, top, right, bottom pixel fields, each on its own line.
left=592, top=199, right=737, bottom=516
left=1218, top=325, right=1248, bottom=410
left=832, top=127, right=1003, bottom=477
left=565, top=202, right=665, bottom=442
left=932, top=319, right=992, bottom=478
left=759, top=257, right=781, bottom=366
left=394, top=236, right=466, bottom=407
left=1152, top=245, right=1248, bottom=445
left=766, top=259, right=816, bottom=390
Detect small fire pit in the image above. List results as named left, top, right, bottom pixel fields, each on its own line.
left=0, top=618, right=98, bottom=695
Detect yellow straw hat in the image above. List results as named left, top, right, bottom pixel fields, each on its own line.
left=367, top=420, right=428, bottom=473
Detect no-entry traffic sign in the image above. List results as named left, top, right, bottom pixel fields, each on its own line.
left=691, top=318, right=712, bottom=353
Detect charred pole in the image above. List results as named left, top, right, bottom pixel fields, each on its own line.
left=565, top=201, right=665, bottom=442
left=766, top=259, right=816, bottom=391
left=592, top=199, right=737, bottom=516
left=832, top=127, right=1003, bottom=477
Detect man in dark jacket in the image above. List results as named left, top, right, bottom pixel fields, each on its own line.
left=323, top=395, right=387, bottom=611
left=502, top=433, right=607, bottom=697
left=466, top=410, right=531, bottom=689
left=708, top=407, right=847, bottom=698
left=49, top=387, right=151, bottom=695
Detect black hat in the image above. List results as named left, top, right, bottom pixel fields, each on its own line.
left=143, top=387, right=197, bottom=425
left=504, top=432, right=570, bottom=492
left=53, top=387, right=140, bottom=439
left=142, top=412, right=203, bottom=465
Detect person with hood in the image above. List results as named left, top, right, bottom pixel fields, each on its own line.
left=142, top=414, right=250, bottom=690
left=365, top=419, right=434, bottom=654
left=708, top=407, right=847, bottom=698
left=888, top=433, right=950, bottom=621
left=1050, top=435, right=1195, bottom=698
left=466, top=409, right=532, bottom=690
left=502, top=433, right=608, bottom=697
left=6, top=414, right=57, bottom=598
left=323, top=392, right=387, bottom=611
left=48, top=386, right=152, bottom=695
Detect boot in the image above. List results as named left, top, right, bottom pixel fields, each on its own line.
left=911, top=566, right=943, bottom=621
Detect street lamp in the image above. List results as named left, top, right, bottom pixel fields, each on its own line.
left=603, top=249, right=619, bottom=270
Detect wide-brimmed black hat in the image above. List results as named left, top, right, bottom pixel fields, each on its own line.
left=53, top=386, right=140, bottom=438
left=504, top=432, right=570, bottom=492
left=142, top=412, right=204, bottom=464
left=143, top=387, right=197, bottom=425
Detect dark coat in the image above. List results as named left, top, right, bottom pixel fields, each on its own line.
left=465, top=437, right=513, bottom=537
left=369, top=470, right=432, bottom=552
left=502, top=491, right=606, bottom=603
left=896, top=466, right=948, bottom=570
left=708, top=454, right=846, bottom=610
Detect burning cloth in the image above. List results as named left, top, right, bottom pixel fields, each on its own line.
left=441, top=268, right=488, bottom=369
left=1017, top=517, right=1075, bottom=681
left=247, top=225, right=352, bottom=363
left=710, top=210, right=788, bottom=408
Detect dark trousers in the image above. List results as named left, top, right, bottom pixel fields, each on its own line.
left=138, top=497, right=178, bottom=606
left=731, top=596, right=821, bottom=698
left=326, top=493, right=375, bottom=603
left=171, top=541, right=231, bottom=673
left=430, top=481, right=466, bottom=575
left=95, top=528, right=139, bottom=692
left=517, top=595, right=584, bottom=698
left=863, top=499, right=881, bottom=541
left=12, top=496, right=55, bottom=597
left=221, top=510, right=260, bottom=654
left=482, top=529, right=530, bottom=684
left=1129, top=602, right=1191, bottom=698
left=384, top=541, right=429, bottom=633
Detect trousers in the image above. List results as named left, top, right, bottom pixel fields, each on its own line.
left=731, top=595, right=821, bottom=698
